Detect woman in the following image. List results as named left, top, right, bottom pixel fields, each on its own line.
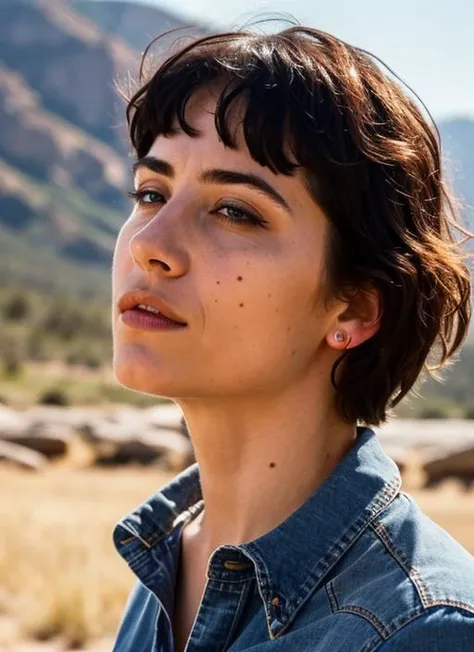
left=111, top=24, right=474, bottom=651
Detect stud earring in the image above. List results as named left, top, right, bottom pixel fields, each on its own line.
left=334, top=329, right=346, bottom=343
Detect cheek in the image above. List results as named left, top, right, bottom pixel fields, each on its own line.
left=111, top=226, right=135, bottom=331
left=112, top=225, right=134, bottom=288
left=200, top=264, right=321, bottom=392
left=205, top=251, right=316, bottom=335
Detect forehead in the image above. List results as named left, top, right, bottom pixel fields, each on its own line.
left=166, top=86, right=247, bottom=150
left=146, top=87, right=309, bottom=195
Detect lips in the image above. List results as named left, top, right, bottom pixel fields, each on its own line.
left=118, top=290, right=187, bottom=325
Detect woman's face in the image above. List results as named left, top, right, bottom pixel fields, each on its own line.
left=112, top=90, right=340, bottom=401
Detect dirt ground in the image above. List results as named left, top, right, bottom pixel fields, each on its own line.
left=0, top=464, right=473, bottom=651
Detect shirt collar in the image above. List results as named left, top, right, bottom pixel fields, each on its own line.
left=114, top=426, right=401, bottom=639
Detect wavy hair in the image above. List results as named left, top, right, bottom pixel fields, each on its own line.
left=122, top=24, right=472, bottom=425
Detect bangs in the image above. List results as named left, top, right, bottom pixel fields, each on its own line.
left=126, top=32, right=362, bottom=176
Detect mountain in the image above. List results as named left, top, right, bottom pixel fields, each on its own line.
left=0, top=0, right=472, bottom=299
left=72, top=0, right=207, bottom=53
left=439, top=118, right=474, bottom=235
left=0, top=0, right=204, bottom=296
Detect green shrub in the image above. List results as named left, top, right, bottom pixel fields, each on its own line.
left=418, top=406, right=450, bottom=419
left=2, top=293, right=30, bottom=321
left=83, top=355, right=101, bottom=370
left=40, top=304, right=84, bottom=341
left=463, top=406, right=474, bottom=420
left=65, top=349, right=103, bottom=370
left=38, top=388, right=70, bottom=406
left=2, top=350, right=24, bottom=378
left=27, top=331, right=49, bottom=361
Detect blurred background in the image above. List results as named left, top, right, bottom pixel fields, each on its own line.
left=0, top=1, right=473, bottom=650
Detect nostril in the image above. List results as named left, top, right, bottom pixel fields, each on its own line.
left=150, top=259, right=171, bottom=272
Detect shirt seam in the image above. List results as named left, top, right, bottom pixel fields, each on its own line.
left=244, top=547, right=276, bottom=641
left=366, top=604, right=474, bottom=651
left=326, top=580, right=390, bottom=639
left=222, top=577, right=255, bottom=649
left=368, top=519, right=433, bottom=607
left=118, top=499, right=204, bottom=553
left=339, top=605, right=389, bottom=639
left=272, top=476, right=401, bottom=637
left=325, top=581, right=339, bottom=612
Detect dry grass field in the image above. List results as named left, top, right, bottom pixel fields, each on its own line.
left=0, top=465, right=174, bottom=651
left=0, top=462, right=473, bottom=651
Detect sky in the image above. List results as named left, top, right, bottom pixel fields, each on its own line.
left=122, top=0, right=474, bottom=121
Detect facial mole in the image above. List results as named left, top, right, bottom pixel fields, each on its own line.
left=269, top=462, right=276, bottom=468
left=216, top=281, right=221, bottom=285
left=292, top=349, right=297, bottom=356
left=237, top=276, right=243, bottom=281
left=239, top=303, right=244, bottom=307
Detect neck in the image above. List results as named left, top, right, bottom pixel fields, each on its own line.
left=176, top=375, right=357, bottom=557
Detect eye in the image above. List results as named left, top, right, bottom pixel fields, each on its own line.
left=127, top=189, right=165, bottom=205
left=215, top=202, right=268, bottom=228
left=126, top=191, right=268, bottom=229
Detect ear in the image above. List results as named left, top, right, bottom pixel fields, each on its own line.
left=326, top=286, right=381, bottom=351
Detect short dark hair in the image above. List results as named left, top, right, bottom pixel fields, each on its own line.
left=123, top=24, right=472, bottom=426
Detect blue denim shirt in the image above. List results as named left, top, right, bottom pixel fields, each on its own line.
left=112, top=427, right=474, bottom=650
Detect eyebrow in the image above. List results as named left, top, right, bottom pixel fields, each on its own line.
left=132, top=156, right=293, bottom=215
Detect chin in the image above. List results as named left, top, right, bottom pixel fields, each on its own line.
left=112, top=352, right=183, bottom=400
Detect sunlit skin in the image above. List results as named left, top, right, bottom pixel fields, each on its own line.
left=112, top=88, right=380, bottom=570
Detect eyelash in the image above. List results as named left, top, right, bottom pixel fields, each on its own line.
left=127, top=189, right=268, bottom=229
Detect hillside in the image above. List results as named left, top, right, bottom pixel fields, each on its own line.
left=0, top=0, right=190, bottom=295
left=439, top=118, right=474, bottom=234
left=72, top=0, right=207, bottom=52
left=0, top=0, right=472, bottom=298
left=0, top=0, right=472, bottom=414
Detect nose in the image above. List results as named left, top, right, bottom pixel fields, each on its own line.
left=128, top=206, right=190, bottom=277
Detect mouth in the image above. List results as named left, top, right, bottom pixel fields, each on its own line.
left=118, top=290, right=188, bottom=327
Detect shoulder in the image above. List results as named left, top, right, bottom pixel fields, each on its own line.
left=371, top=606, right=474, bottom=651
left=372, top=491, right=474, bottom=609
left=325, top=492, right=474, bottom=649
